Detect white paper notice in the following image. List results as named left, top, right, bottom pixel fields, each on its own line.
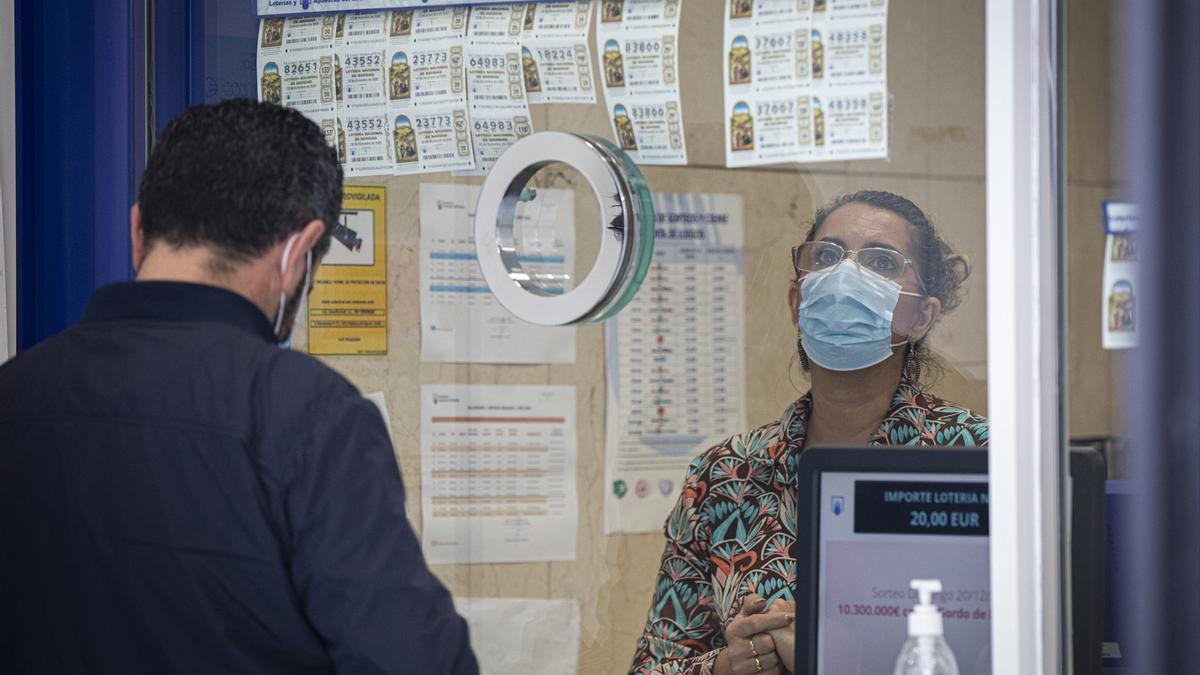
left=521, top=1, right=597, bottom=104
left=421, top=385, right=578, bottom=564
left=604, top=193, right=748, bottom=533
left=723, top=0, right=888, bottom=167
left=1102, top=201, right=1138, bottom=350
left=596, top=0, right=687, bottom=165
left=455, top=4, right=535, bottom=176
left=453, top=598, right=581, bottom=675
left=419, top=183, right=576, bottom=364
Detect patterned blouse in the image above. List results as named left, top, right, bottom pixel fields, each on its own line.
left=628, top=379, right=988, bottom=675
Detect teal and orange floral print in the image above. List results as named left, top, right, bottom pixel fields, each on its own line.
left=628, top=378, right=988, bottom=675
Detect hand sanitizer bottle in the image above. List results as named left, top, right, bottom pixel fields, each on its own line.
left=892, top=579, right=960, bottom=675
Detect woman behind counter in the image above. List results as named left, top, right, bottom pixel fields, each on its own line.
left=629, top=191, right=988, bottom=675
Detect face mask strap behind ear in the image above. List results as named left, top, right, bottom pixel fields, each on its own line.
left=892, top=284, right=935, bottom=346
left=274, top=234, right=301, bottom=338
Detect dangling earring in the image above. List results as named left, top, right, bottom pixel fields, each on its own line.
left=797, top=330, right=810, bottom=371
left=903, top=342, right=921, bottom=384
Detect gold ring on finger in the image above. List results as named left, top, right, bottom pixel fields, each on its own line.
left=748, top=638, right=759, bottom=657
left=754, top=655, right=763, bottom=672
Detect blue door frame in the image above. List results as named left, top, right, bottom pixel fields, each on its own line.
left=14, top=0, right=211, bottom=349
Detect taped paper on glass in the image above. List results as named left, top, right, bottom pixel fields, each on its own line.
left=420, top=384, right=578, bottom=564
left=307, top=186, right=388, bottom=355
left=418, top=183, right=575, bottom=364
left=723, top=0, right=889, bottom=167
left=596, top=0, right=686, bottom=165
left=1101, top=201, right=1138, bottom=350
left=604, top=192, right=747, bottom=533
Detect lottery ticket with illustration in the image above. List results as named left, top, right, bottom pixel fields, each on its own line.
left=337, top=46, right=389, bottom=110
left=724, top=28, right=814, bottom=96
left=338, top=110, right=394, bottom=176
left=520, top=1, right=596, bottom=104
left=604, top=96, right=686, bottom=165
left=465, top=44, right=527, bottom=112
left=725, top=93, right=816, bottom=166
left=726, top=0, right=814, bottom=26
left=258, top=15, right=338, bottom=54
left=453, top=110, right=534, bottom=176
left=383, top=7, right=469, bottom=43
left=522, top=40, right=597, bottom=104
left=597, top=32, right=678, bottom=99
left=596, top=0, right=682, bottom=33
left=256, top=16, right=338, bottom=116
left=383, top=42, right=466, bottom=108
left=391, top=106, right=474, bottom=175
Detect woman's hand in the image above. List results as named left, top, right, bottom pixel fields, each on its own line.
left=764, top=600, right=797, bottom=673
left=714, top=594, right=794, bottom=675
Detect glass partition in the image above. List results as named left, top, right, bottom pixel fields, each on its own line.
left=1062, top=0, right=1128, bottom=671
left=177, top=2, right=997, bottom=672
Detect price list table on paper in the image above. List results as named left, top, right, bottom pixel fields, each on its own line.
left=418, top=183, right=576, bottom=364
left=617, top=260, right=742, bottom=438
left=420, top=384, right=578, bottom=564
left=604, top=193, right=747, bottom=533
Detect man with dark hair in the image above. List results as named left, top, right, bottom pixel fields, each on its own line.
left=0, top=100, right=478, bottom=674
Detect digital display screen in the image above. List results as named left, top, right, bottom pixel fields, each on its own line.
left=816, top=472, right=992, bottom=675
left=853, top=480, right=989, bottom=536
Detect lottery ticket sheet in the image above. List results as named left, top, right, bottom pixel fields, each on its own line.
left=595, top=0, right=687, bottom=165
left=520, top=1, right=597, bottom=104
left=723, top=0, right=888, bottom=167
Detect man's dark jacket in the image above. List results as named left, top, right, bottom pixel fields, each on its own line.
left=0, top=281, right=478, bottom=674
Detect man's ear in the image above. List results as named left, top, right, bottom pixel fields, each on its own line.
left=281, top=219, right=326, bottom=290
left=908, top=295, right=943, bottom=341
left=130, top=204, right=146, bottom=274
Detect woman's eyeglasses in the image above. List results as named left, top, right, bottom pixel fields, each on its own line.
left=792, top=241, right=918, bottom=283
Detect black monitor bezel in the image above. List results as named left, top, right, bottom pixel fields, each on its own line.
left=793, top=446, right=988, bottom=675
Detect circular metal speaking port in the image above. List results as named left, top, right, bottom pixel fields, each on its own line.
left=474, top=132, right=655, bottom=326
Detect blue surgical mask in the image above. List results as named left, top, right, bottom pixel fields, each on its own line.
left=797, top=261, right=915, bottom=371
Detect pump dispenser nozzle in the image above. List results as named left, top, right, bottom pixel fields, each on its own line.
left=911, top=579, right=941, bottom=606
left=908, top=579, right=944, bottom=637
left=893, top=578, right=959, bottom=675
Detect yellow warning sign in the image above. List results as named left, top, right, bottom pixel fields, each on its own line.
left=307, top=185, right=388, bottom=355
